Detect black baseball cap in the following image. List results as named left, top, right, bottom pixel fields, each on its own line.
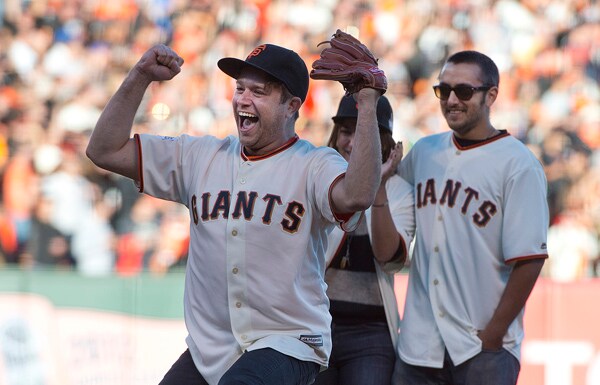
left=332, top=94, right=393, bottom=133
left=217, top=44, right=309, bottom=103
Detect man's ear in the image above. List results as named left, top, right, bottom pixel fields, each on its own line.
left=288, top=97, right=302, bottom=118
left=486, top=86, right=498, bottom=107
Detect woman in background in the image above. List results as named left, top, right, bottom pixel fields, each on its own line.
left=314, top=94, right=415, bottom=385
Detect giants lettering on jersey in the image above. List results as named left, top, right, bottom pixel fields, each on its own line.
left=416, top=178, right=497, bottom=227
left=190, top=191, right=305, bottom=233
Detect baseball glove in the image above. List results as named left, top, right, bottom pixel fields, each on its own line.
left=310, top=29, right=387, bottom=95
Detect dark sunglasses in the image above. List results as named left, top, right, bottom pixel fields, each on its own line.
left=433, top=84, right=492, bottom=101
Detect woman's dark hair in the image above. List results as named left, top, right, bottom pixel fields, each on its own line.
left=327, top=124, right=395, bottom=163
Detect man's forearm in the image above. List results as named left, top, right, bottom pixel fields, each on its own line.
left=480, top=259, right=545, bottom=348
left=343, top=93, right=381, bottom=209
left=87, top=69, right=152, bottom=179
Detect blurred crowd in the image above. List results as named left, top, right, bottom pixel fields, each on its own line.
left=0, top=0, right=598, bottom=280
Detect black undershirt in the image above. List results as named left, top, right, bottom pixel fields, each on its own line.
left=454, top=129, right=507, bottom=147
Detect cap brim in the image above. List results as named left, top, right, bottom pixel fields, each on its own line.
left=217, top=58, right=248, bottom=79
left=218, top=57, right=281, bottom=82
left=332, top=116, right=355, bottom=123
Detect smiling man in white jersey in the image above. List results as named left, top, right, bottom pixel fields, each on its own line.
left=86, top=43, right=384, bottom=385
left=395, top=50, right=549, bottom=385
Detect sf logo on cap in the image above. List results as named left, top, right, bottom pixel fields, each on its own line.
left=247, top=45, right=267, bottom=59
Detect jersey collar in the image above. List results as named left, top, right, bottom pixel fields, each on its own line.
left=241, top=135, right=299, bottom=161
left=452, top=130, right=509, bottom=150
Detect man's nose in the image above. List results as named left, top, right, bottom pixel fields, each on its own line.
left=446, top=89, right=461, bottom=104
left=237, top=89, right=252, bottom=104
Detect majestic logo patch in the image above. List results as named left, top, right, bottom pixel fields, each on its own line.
left=541, top=243, right=547, bottom=250
left=300, top=334, right=323, bottom=347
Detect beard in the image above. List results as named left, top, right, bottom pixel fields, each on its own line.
left=443, top=99, right=487, bottom=138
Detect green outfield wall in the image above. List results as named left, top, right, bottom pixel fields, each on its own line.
left=0, top=269, right=598, bottom=385
left=0, top=267, right=185, bottom=318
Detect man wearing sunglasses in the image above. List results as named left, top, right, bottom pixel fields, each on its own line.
left=394, top=51, right=549, bottom=385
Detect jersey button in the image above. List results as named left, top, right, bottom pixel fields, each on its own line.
left=434, top=246, right=439, bottom=252
left=232, top=229, right=238, bottom=236
left=232, top=267, right=239, bottom=274
left=433, top=279, right=439, bottom=285
left=241, top=334, right=247, bottom=340
left=235, top=301, right=242, bottom=308
left=438, top=312, right=445, bottom=318
left=437, top=215, right=443, bottom=221
left=455, top=150, right=461, bottom=155
left=240, top=178, right=246, bottom=184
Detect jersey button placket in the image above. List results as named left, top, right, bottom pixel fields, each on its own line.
left=225, top=212, right=251, bottom=348
left=429, top=241, right=446, bottom=332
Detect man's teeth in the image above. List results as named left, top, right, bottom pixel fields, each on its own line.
left=239, top=112, right=258, bottom=126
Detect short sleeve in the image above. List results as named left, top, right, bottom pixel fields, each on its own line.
left=503, top=164, right=549, bottom=263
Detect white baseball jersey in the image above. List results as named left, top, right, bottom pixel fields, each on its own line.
left=397, top=131, right=549, bottom=368
left=135, top=133, right=360, bottom=385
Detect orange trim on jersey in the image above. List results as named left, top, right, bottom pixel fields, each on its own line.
left=505, top=253, right=548, bottom=265
left=329, top=173, right=358, bottom=228
left=452, top=131, right=511, bottom=150
left=241, top=135, right=299, bottom=161
left=395, top=234, right=408, bottom=262
left=336, top=212, right=355, bottom=222
left=134, top=134, right=144, bottom=193
left=380, top=231, right=409, bottom=265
